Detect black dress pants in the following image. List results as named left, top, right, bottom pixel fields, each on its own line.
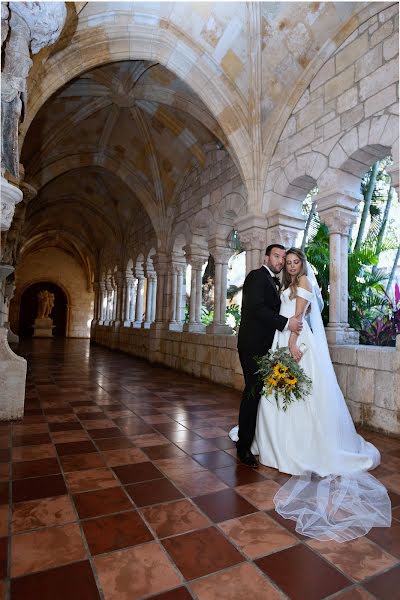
left=237, top=349, right=264, bottom=452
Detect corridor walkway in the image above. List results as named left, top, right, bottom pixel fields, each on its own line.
left=1, top=340, right=399, bottom=599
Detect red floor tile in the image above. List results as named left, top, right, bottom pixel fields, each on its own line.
left=112, top=462, right=164, bottom=485
left=12, top=474, right=67, bottom=503
left=12, top=458, right=60, bottom=480
left=73, top=486, right=132, bottom=519
left=82, top=510, right=153, bottom=554
left=363, top=564, right=400, bottom=600
left=126, top=478, right=183, bottom=507
left=193, top=488, right=258, bottom=522
left=162, top=526, right=244, bottom=580
left=10, top=560, right=101, bottom=600
left=256, top=544, right=351, bottom=600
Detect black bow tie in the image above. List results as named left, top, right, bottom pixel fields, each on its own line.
left=272, top=276, right=281, bottom=288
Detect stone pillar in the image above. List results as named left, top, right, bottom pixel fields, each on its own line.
left=91, top=282, right=100, bottom=328
left=123, top=275, right=136, bottom=327
left=133, top=268, right=145, bottom=328
left=151, top=275, right=157, bottom=323
left=206, top=244, right=234, bottom=335
left=0, top=327, right=26, bottom=420
left=266, top=209, right=305, bottom=251
left=183, top=248, right=208, bottom=333
left=1, top=2, right=66, bottom=180
left=167, top=260, right=186, bottom=331
left=151, top=253, right=168, bottom=331
left=236, top=215, right=267, bottom=275
left=143, top=264, right=156, bottom=329
left=318, top=190, right=360, bottom=345
left=113, top=270, right=124, bottom=327
left=98, top=281, right=106, bottom=325
left=104, top=277, right=113, bottom=325
left=111, top=278, right=117, bottom=324
left=0, top=177, right=23, bottom=232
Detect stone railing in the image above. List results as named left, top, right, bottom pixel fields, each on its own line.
left=92, top=325, right=399, bottom=438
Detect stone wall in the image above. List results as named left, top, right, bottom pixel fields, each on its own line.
left=93, top=325, right=400, bottom=437
left=10, top=248, right=93, bottom=338
left=265, top=3, right=399, bottom=212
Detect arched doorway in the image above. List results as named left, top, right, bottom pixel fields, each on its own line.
left=19, top=281, right=68, bottom=338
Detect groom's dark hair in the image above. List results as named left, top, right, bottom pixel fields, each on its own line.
left=265, top=244, right=285, bottom=255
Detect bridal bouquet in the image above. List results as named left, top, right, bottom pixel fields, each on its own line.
left=255, top=347, right=312, bottom=411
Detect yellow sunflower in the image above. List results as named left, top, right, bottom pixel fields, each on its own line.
left=285, top=375, right=298, bottom=385
left=267, top=376, right=278, bottom=387
left=273, top=364, right=288, bottom=378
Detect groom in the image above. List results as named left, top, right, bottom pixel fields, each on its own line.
left=236, top=244, right=303, bottom=467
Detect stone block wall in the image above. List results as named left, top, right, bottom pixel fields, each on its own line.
left=93, top=325, right=400, bottom=437
left=266, top=4, right=399, bottom=209
left=10, top=248, right=93, bottom=338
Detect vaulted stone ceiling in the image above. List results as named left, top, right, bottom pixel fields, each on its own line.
left=21, top=59, right=225, bottom=273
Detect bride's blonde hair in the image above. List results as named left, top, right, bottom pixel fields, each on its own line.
left=282, top=248, right=308, bottom=300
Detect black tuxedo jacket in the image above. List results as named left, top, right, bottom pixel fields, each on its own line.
left=237, top=266, right=288, bottom=357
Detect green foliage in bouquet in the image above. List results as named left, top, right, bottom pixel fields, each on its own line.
left=255, top=347, right=312, bottom=412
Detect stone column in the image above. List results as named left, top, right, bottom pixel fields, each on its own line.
left=206, top=245, right=234, bottom=335
left=98, top=281, right=106, bottom=325
left=151, top=275, right=157, bottom=323
left=104, top=277, right=113, bottom=325
left=143, top=263, right=156, bottom=329
left=133, top=268, right=145, bottom=328
left=123, top=275, right=136, bottom=327
left=91, top=282, right=100, bottom=328
left=0, top=177, right=23, bottom=232
left=318, top=190, right=360, bottom=345
left=167, top=260, right=186, bottom=331
left=151, top=253, right=168, bottom=331
left=236, top=215, right=267, bottom=275
left=111, top=278, right=117, bottom=324
left=1, top=2, right=66, bottom=180
left=113, top=270, right=124, bottom=327
left=183, top=248, right=208, bottom=333
left=266, top=209, right=306, bottom=251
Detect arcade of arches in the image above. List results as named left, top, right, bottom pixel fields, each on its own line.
left=1, top=2, right=399, bottom=440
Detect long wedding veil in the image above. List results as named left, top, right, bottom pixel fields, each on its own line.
left=273, top=261, right=392, bottom=542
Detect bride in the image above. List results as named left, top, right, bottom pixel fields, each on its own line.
left=230, top=248, right=391, bottom=542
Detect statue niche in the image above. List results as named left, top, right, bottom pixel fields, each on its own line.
left=33, top=289, right=55, bottom=337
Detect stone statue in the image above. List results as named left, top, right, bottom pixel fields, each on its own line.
left=37, top=290, right=54, bottom=319
left=1, top=2, right=66, bottom=178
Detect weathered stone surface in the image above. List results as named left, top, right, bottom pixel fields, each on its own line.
left=355, top=44, right=383, bottom=82
left=335, top=32, right=368, bottom=73
left=0, top=327, right=26, bottom=420
left=359, top=58, right=399, bottom=101
left=365, top=84, right=397, bottom=118
left=371, top=20, right=394, bottom=47
left=325, top=65, right=354, bottom=102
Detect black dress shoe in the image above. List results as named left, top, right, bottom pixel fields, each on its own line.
left=237, top=448, right=259, bottom=468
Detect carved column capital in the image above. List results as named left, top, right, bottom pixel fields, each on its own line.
left=0, top=176, right=23, bottom=232
left=320, top=208, right=357, bottom=236
left=9, top=2, right=67, bottom=54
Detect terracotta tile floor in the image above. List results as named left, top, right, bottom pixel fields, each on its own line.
left=1, top=339, right=400, bottom=599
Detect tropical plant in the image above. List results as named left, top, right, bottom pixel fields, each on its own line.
left=226, top=303, right=241, bottom=330
left=359, top=283, right=400, bottom=346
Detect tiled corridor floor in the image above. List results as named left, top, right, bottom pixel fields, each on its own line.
left=1, top=339, right=399, bottom=600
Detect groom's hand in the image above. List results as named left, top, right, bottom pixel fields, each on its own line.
left=288, top=317, right=303, bottom=334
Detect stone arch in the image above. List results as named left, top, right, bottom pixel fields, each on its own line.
left=169, top=221, right=191, bottom=256
left=23, top=19, right=252, bottom=185
left=259, top=2, right=389, bottom=193
left=29, top=153, right=160, bottom=233
left=14, top=277, right=71, bottom=337
left=318, top=114, right=399, bottom=193
left=214, top=192, right=247, bottom=225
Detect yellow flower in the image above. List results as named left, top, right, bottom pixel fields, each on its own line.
left=267, top=376, right=278, bottom=387
left=273, top=364, right=288, bottom=378
left=285, top=375, right=298, bottom=385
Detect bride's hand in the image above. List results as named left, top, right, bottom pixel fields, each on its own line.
left=289, top=340, right=303, bottom=363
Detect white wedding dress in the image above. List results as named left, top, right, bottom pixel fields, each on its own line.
left=230, top=283, right=391, bottom=542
